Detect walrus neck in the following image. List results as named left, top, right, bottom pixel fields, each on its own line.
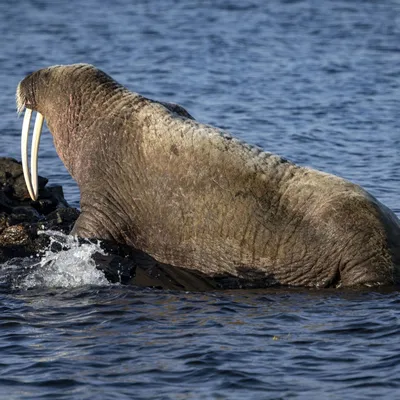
left=48, top=84, right=140, bottom=185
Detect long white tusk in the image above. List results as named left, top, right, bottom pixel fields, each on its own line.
left=21, top=108, right=35, bottom=200
left=31, top=112, right=44, bottom=200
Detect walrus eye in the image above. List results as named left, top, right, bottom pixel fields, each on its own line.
left=21, top=108, right=44, bottom=201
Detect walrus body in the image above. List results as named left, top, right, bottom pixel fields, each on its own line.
left=17, top=64, right=400, bottom=287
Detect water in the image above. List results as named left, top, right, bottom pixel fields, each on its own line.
left=0, top=0, right=399, bottom=398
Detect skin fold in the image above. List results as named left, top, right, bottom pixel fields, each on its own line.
left=16, top=64, right=400, bottom=288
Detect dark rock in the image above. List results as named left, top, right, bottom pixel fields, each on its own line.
left=0, top=157, right=80, bottom=263
left=39, top=208, right=80, bottom=233
left=0, top=157, right=46, bottom=200
left=8, top=206, right=41, bottom=225
left=0, top=190, right=13, bottom=212
left=0, top=224, right=31, bottom=246
left=0, top=213, right=8, bottom=234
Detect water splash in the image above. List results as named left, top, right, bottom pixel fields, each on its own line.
left=5, top=231, right=110, bottom=290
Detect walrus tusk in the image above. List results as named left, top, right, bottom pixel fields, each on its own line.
left=21, top=108, right=35, bottom=200
left=21, top=109, right=44, bottom=201
left=31, top=112, right=44, bottom=200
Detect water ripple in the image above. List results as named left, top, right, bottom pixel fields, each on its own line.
left=1, top=0, right=400, bottom=398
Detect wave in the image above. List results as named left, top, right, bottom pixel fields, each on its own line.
left=0, top=231, right=110, bottom=290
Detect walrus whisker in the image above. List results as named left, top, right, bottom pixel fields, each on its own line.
left=16, top=81, right=25, bottom=115
left=21, top=108, right=35, bottom=200
left=31, top=112, right=44, bottom=200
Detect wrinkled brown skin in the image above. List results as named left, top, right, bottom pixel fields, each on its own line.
left=17, top=64, right=400, bottom=287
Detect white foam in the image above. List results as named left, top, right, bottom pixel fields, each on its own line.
left=14, top=231, right=110, bottom=290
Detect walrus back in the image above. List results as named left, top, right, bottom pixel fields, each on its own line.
left=114, top=102, right=400, bottom=286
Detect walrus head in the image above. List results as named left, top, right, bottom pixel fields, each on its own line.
left=16, top=64, right=126, bottom=200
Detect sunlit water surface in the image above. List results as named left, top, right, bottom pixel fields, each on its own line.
left=0, top=0, right=399, bottom=398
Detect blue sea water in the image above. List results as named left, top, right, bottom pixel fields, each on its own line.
left=0, top=0, right=399, bottom=398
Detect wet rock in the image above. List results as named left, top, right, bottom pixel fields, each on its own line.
left=1, top=224, right=31, bottom=246
left=0, top=191, right=13, bottom=213
left=0, top=157, right=45, bottom=201
left=7, top=206, right=41, bottom=225
left=0, top=213, right=8, bottom=234
left=0, top=157, right=79, bottom=263
left=0, top=158, right=139, bottom=286
left=38, top=208, right=80, bottom=233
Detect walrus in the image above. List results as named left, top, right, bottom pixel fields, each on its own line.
left=16, top=63, right=400, bottom=288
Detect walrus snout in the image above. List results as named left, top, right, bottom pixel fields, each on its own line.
left=17, top=68, right=53, bottom=201
left=16, top=63, right=125, bottom=201
left=16, top=64, right=88, bottom=201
